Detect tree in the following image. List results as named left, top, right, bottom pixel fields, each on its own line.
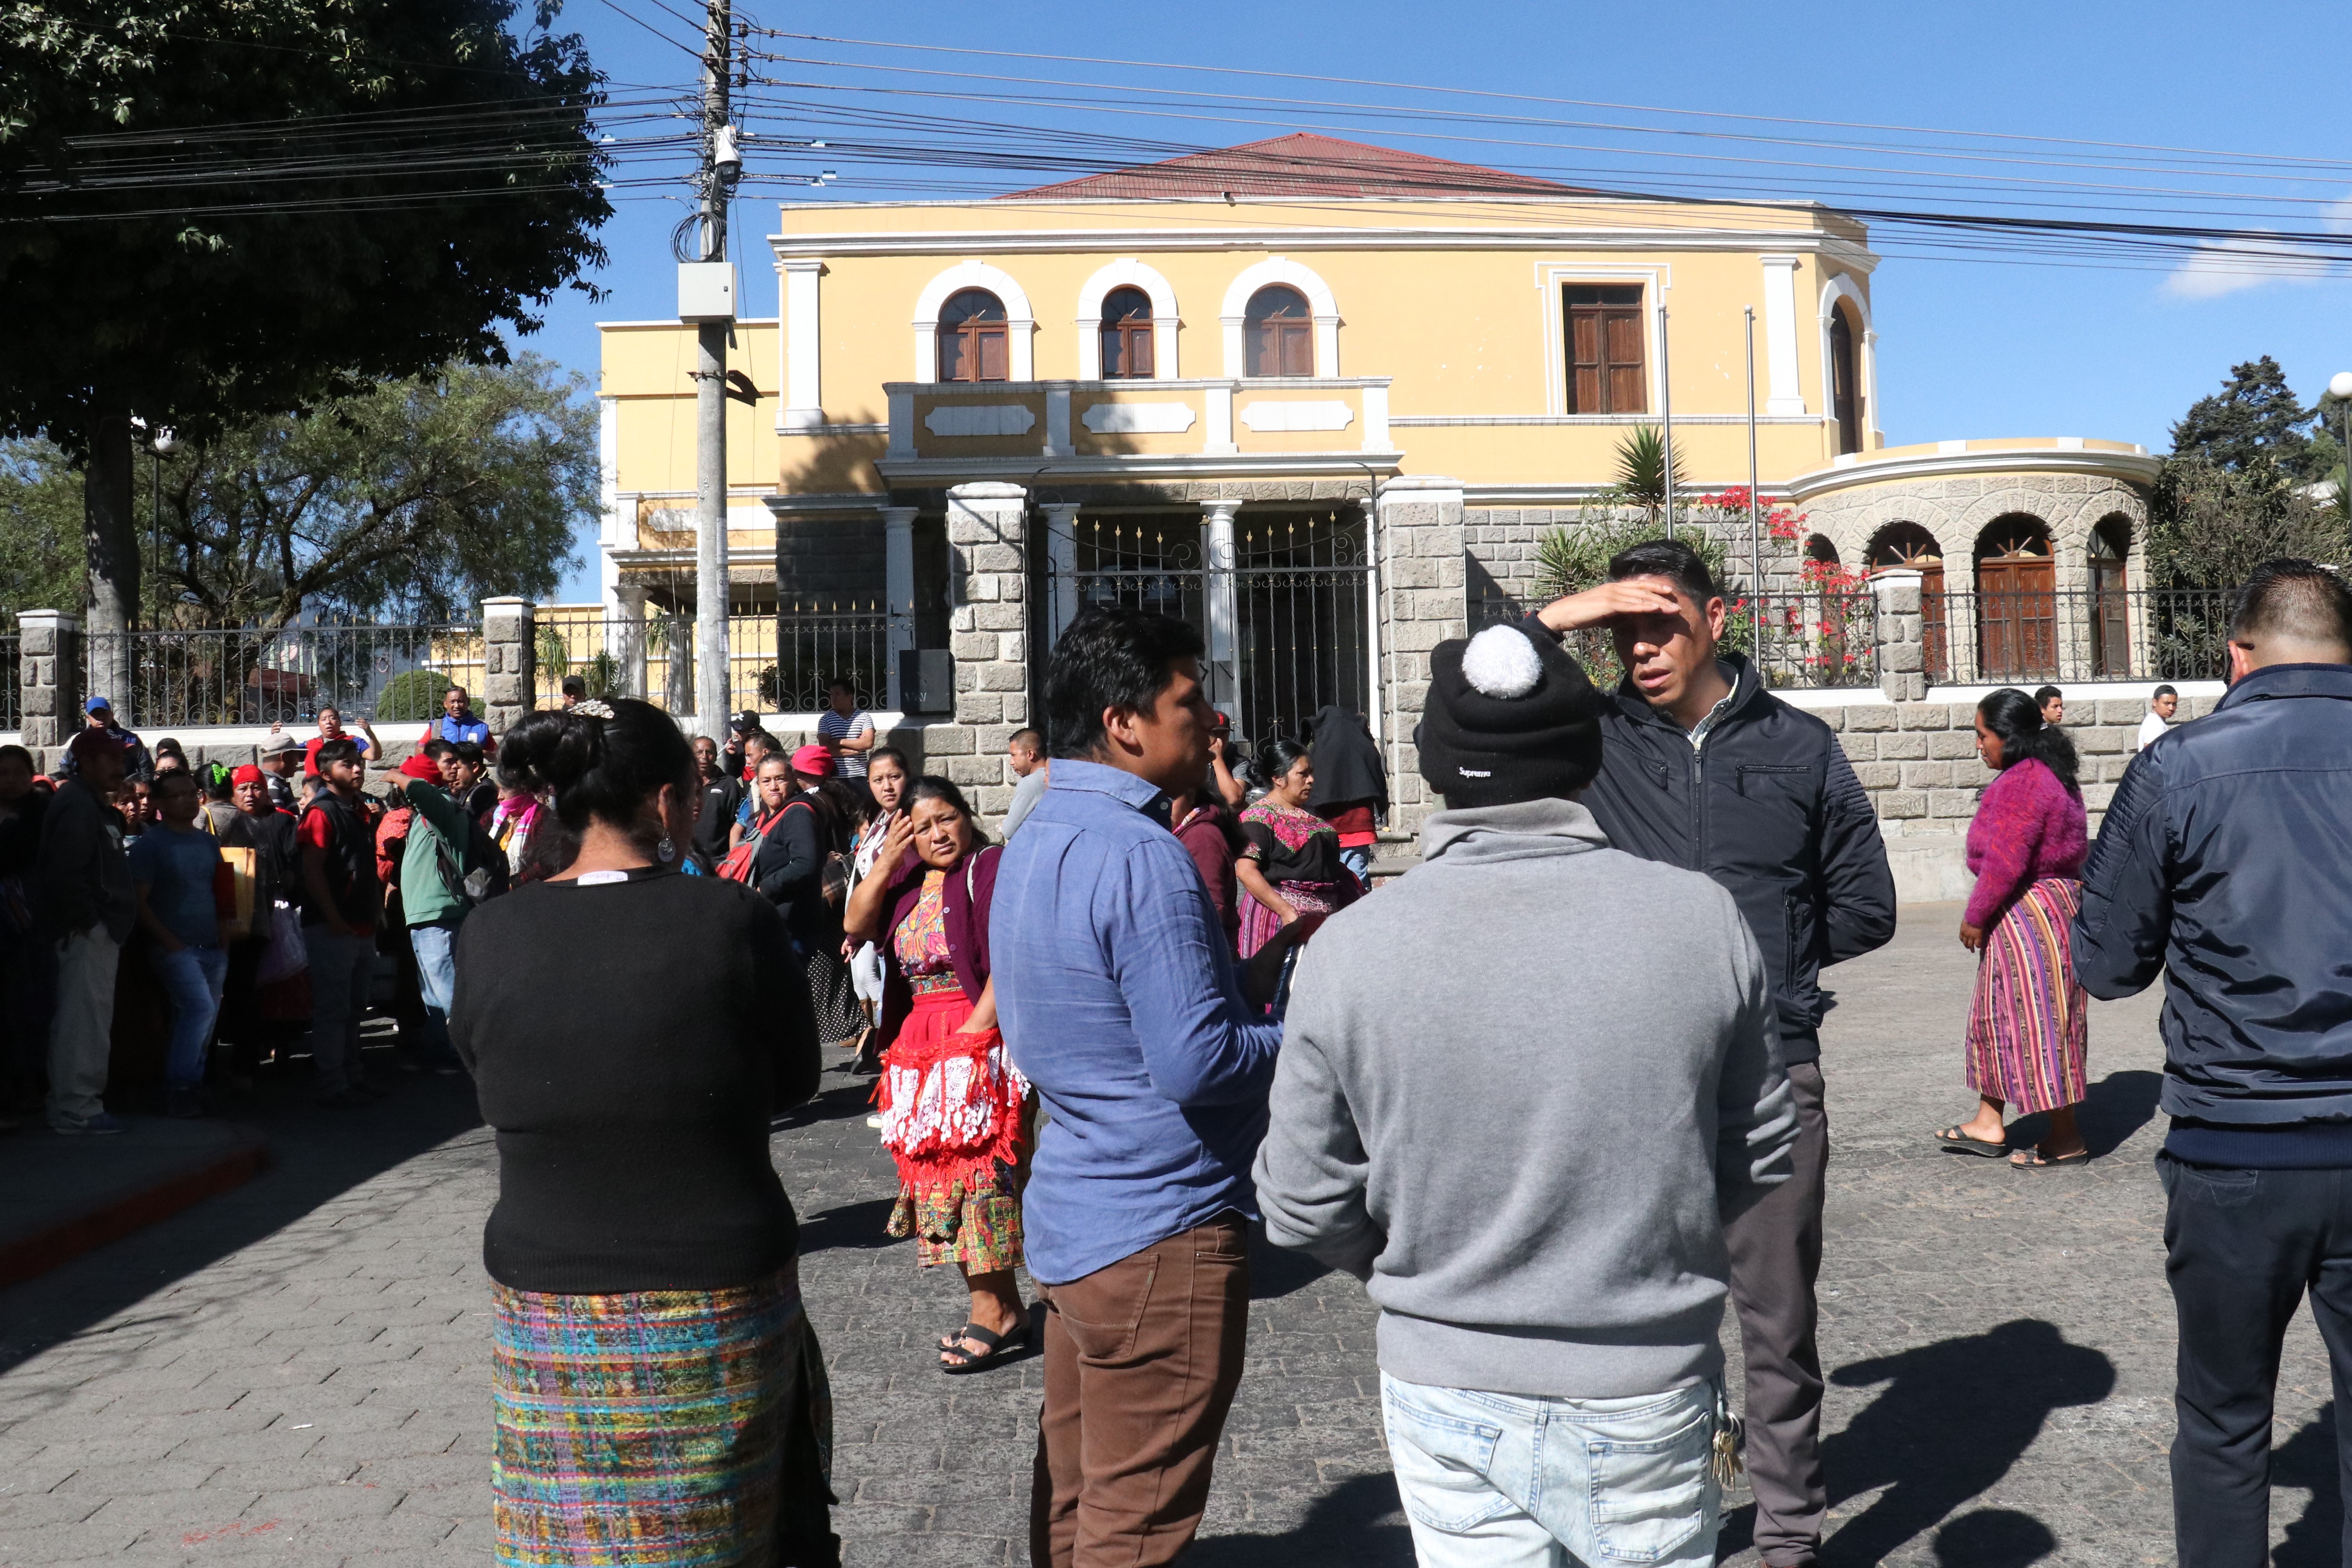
left=2169, top=356, right=2322, bottom=477
left=0, top=356, right=595, bottom=626
left=0, top=440, right=87, bottom=621
left=2149, top=456, right=2346, bottom=590
left=0, top=0, right=611, bottom=641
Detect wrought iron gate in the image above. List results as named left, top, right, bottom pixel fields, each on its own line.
left=1040, top=508, right=1376, bottom=751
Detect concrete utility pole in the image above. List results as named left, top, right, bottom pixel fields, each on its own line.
left=691, top=0, right=736, bottom=731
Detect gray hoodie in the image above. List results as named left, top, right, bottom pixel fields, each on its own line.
left=1253, top=798, right=1796, bottom=1400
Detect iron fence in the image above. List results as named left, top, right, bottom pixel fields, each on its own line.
left=1920, top=586, right=2237, bottom=685
left=1472, top=587, right=1879, bottom=692
left=0, top=635, right=17, bottom=732
left=79, top=625, right=483, bottom=730
left=532, top=606, right=895, bottom=717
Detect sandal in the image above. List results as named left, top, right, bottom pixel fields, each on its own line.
left=940, top=1320, right=1032, bottom=1376
left=937, top=1321, right=981, bottom=1352
left=1935, top=1125, right=2008, bottom=1158
left=2011, top=1147, right=2090, bottom=1169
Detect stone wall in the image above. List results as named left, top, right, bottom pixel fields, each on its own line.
left=1375, top=477, right=1467, bottom=821
left=1807, top=690, right=2221, bottom=839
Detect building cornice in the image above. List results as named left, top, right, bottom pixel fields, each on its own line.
left=1786, top=445, right=2162, bottom=501
left=874, top=451, right=1406, bottom=485
left=767, top=225, right=1878, bottom=265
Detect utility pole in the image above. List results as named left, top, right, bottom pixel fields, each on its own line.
left=1745, top=307, right=1762, bottom=602
left=1657, top=302, right=1675, bottom=539
left=690, top=0, right=736, bottom=731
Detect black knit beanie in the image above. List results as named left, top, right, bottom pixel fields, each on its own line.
left=1417, top=623, right=1605, bottom=807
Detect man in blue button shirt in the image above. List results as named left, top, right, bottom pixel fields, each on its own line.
left=994, top=604, right=1308, bottom=1568
left=418, top=684, right=491, bottom=752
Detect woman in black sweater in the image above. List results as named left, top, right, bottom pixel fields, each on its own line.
left=448, top=699, right=834, bottom=1566
left=749, top=750, right=862, bottom=1048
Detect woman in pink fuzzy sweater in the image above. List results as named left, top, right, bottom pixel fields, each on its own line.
left=1934, top=688, right=2091, bottom=1168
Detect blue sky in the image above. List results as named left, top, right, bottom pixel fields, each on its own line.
left=534, top=0, right=2352, bottom=602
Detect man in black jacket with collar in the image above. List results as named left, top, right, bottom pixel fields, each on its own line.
left=1529, top=538, right=1895, bottom=1568
left=2072, top=559, right=2352, bottom=1568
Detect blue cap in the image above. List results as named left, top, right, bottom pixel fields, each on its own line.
left=84, top=696, right=111, bottom=715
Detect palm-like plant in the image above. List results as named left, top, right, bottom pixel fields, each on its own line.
left=1612, top=425, right=1685, bottom=530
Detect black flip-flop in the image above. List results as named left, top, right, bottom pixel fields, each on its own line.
left=1935, top=1125, right=2008, bottom=1158
left=940, top=1320, right=1032, bottom=1376
left=937, top=1321, right=980, bottom=1352
left=2011, top=1147, right=2091, bottom=1169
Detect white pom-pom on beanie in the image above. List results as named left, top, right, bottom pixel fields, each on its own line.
left=1459, top=624, right=1544, bottom=699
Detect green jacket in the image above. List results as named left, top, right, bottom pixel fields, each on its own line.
left=399, top=779, right=472, bottom=927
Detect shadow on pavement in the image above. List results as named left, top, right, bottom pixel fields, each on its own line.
left=2001, top=1068, right=2161, bottom=1161
left=794, top=1196, right=900, bottom=1255
left=1929, top=1507, right=2056, bottom=1565
left=1188, top=1471, right=1412, bottom=1566
left=0, top=1059, right=486, bottom=1378
left=2273, top=1402, right=2342, bottom=1568
left=1795, top=1319, right=2111, bottom=1565
left=773, top=1071, right=877, bottom=1132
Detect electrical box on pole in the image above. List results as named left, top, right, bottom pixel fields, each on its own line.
left=678, top=263, right=737, bottom=323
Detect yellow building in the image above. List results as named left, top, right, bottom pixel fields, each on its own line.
left=598, top=134, right=2156, bottom=817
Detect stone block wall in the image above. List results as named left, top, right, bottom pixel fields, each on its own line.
left=934, top=483, right=1031, bottom=825
left=1376, top=478, right=1468, bottom=822
left=1812, top=691, right=2221, bottom=838
left=17, top=610, right=80, bottom=751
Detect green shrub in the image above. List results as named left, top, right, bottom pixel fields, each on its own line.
left=375, top=668, right=452, bottom=722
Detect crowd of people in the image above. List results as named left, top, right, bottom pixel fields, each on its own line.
left=2, top=543, right=2342, bottom=1568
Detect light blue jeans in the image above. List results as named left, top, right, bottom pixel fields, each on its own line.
left=408, top=919, right=463, bottom=1068
left=151, top=943, right=229, bottom=1088
left=1381, top=1373, right=1721, bottom=1568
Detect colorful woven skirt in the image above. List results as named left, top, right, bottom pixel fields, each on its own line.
left=1964, top=876, right=2089, bottom=1114
left=878, top=986, right=1028, bottom=1273
left=490, top=1269, right=833, bottom=1567
left=1237, top=876, right=1362, bottom=960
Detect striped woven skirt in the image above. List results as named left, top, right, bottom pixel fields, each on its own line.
left=490, top=1269, right=833, bottom=1567
left=1964, top=876, right=2089, bottom=1115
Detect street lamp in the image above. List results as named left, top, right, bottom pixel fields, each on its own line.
left=147, top=427, right=177, bottom=629
left=2331, top=372, right=2352, bottom=523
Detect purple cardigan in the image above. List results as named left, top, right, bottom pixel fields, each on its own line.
left=874, top=843, right=1000, bottom=1052
left=1963, top=757, right=2088, bottom=930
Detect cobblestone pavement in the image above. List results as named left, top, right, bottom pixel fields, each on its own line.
left=0, top=908, right=2340, bottom=1566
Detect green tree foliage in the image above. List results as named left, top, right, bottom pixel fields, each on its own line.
left=376, top=668, right=456, bottom=722
left=2149, top=457, right=2345, bottom=590
left=2169, top=356, right=2322, bottom=478
left=0, top=357, right=594, bottom=626
left=0, top=440, right=87, bottom=619
left=0, top=0, right=611, bottom=631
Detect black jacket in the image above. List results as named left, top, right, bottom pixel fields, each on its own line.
left=2073, top=664, right=2352, bottom=1128
left=1531, top=630, right=1897, bottom=1061
left=35, top=779, right=136, bottom=943
left=752, top=797, right=834, bottom=949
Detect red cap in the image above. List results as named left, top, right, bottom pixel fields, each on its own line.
left=231, top=765, right=264, bottom=786
left=399, top=753, right=445, bottom=782
left=790, top=744, right=834, bottom=777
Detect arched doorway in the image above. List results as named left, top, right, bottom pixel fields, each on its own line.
left=1869, top=522, right=1947, bottom=682
left=1829, top=303, right=1863, bottom=456
left=1975, top=516, right=2057, bottom=679
left=2089, top=516, right=2132, bottom=677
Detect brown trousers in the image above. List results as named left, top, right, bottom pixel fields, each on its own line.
left=1028, top=1214, right=1251, bottom=1568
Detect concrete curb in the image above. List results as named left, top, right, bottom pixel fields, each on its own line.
left=0, top=1124, right=268, bottom=1289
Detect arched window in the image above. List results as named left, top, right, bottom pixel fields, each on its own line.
left=1099, top=286, right=1155, bottom=379
left=1975, top=517, right=2056, bottom=680
left=938, top=289, right=1009, bottom=382
left=1869, top=522, right=1948, bottom=682
left=1829, top=303, right=1863, bottom=455
left=2090, top=515, right=2132, bottom=677
left=1244, top=285, right=1313, bottom=378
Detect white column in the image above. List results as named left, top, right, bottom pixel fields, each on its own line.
left=1152, top=315, right=1179, bottom=378
left=882, top=505, right=917, bottom=710
left=1038, top=503, right=1083, bottom=648
left=1201, top=499, right=1242, bottom=726
left=1361, top=383, right=1391, bottom=452
left=1044, top=386, right=1072, bottom=457
left=614, top=581, right=649, bottom=701
left=1313, top=315, right=1340, bottom=378
left=1220, top=315, right=1246, bottom=379
left=1862, top=328, right=1881, bottom=448
left=780, top=260, right=824, bottom=430
left=1760, top=255, right=1805, bottom=416
left=1205, top=382, right=1237, bottom=455
left=887, top=389, right=915, bottom=460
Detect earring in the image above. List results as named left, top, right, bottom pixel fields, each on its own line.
left=657, top=835, right=677, bottom=863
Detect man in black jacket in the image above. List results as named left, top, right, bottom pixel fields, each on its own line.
left=2072, top=559, right=2352, bottom=1568
left=1530, top=539, right=1894, bottom=1568
left=36, top=728, right=137, bottom=1134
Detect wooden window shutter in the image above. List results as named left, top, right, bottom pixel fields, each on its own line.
left=1564, top=285, right=1645, bottom=413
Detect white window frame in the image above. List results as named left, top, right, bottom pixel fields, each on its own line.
left=1535, top=264, right=1668, bottom=418
left=912, top=261, right=1036, bottom=383
left=1075, top=258, right=1180, bottom=380
left=1221, top=256, right=1339, bottom=379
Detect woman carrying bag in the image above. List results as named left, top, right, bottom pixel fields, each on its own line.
left=843, top=777, right=1032, bottom=1375
left=747, top=751, right=864, bottom=1049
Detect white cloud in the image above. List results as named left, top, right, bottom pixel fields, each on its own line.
left=2163, top=237, right=2301, bottom=300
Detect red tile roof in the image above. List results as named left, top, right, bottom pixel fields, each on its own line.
left=999, top=133, right=1588, bottom=201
